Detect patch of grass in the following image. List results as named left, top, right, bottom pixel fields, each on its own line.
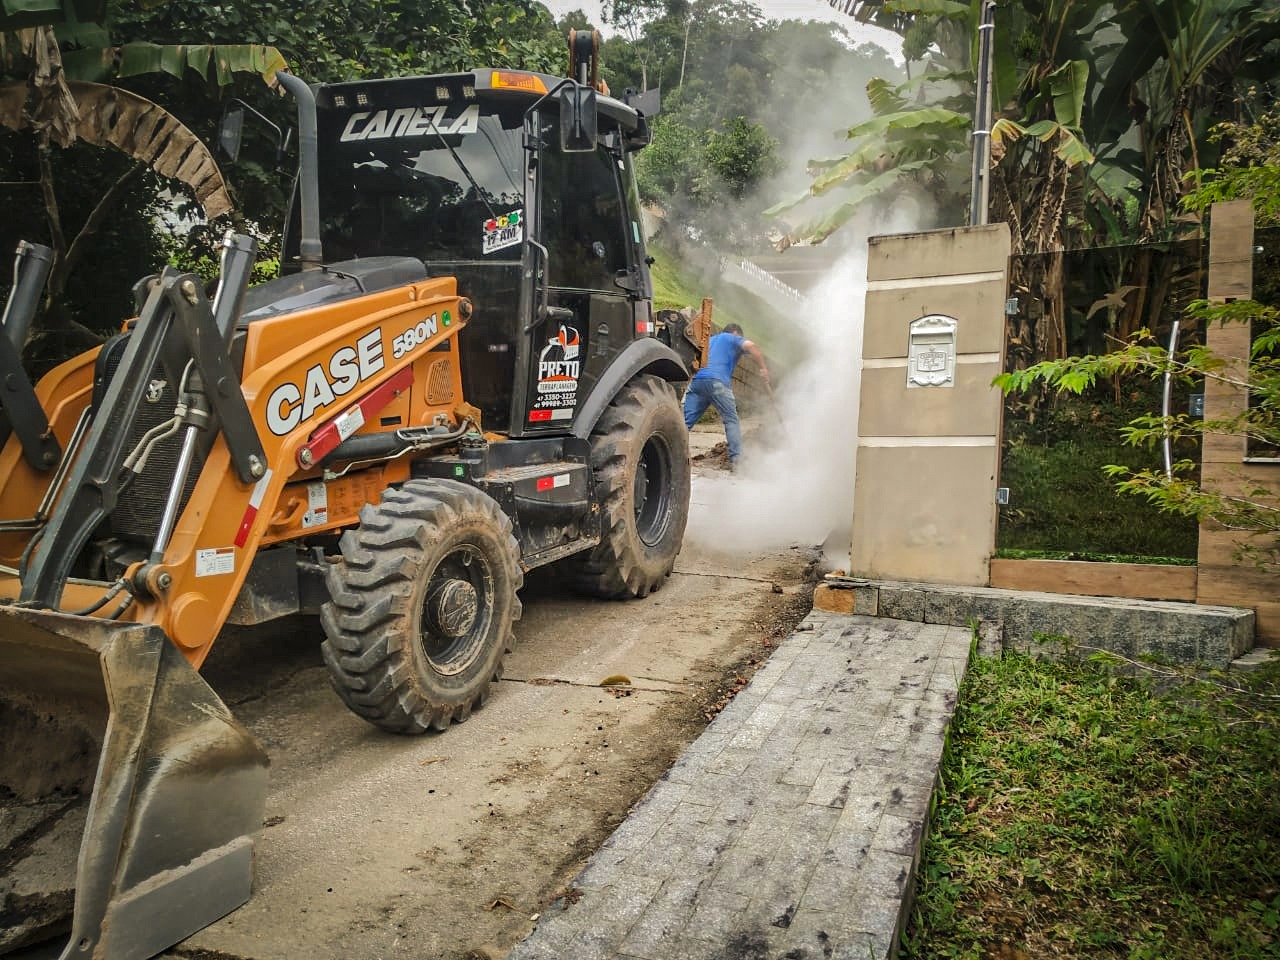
left=903, top=651, right=1280, bottom=959
left=998, top=436, right=1199, bottom=559
left=994, top=548, right=1196, bottom=566
left=649, top=244, right=717, bottom=315
left=999, top=384, right=1199, bottom=559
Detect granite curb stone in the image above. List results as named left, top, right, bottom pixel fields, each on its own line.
left=507, top=613, right=972, bottom=960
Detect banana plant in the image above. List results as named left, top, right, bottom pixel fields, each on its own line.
left=1, top=7, right=285, bottom=352
left=1095, top=0, right=1280, bottom=240
left=773, top=0, right=1018, bottom=242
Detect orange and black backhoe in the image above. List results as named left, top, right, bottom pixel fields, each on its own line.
left=1, top=36, right=687, bottom=960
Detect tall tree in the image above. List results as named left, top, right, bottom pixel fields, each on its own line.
left=1, top=6, right=285, bottom=356
left=601, top=0, right=666, bottom=89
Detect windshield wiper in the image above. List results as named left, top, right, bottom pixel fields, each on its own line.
left=426, top=118, right=498, bottom=221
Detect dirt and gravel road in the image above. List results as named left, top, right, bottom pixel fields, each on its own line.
left=165, top=428, right=819, bottom=960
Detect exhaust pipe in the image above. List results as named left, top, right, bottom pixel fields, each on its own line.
left=275, top=71, right=324, bottom=271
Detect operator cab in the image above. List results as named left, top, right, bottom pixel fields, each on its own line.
left=284, top=69, right=656, bottom=437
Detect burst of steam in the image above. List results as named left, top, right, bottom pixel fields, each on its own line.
left=685, top=206, right=925, bottom=570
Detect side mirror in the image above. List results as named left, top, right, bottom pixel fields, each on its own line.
left=218, top=99, right=291, bottom=166
left=219, top=103, right=245, bottom=162
left=614, top=267, right=641, bottom=296
left=559, top=83, right=597, bottom=153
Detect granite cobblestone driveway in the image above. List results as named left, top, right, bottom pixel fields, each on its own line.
left=507, top=612, right=973, bottom=960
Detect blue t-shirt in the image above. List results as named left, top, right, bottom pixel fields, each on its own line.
left=693, top=332, right=744, bottom=385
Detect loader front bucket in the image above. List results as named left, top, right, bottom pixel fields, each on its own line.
left=0, top=608, right=269, bottom=959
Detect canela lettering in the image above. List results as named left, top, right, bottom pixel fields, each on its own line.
left=339, top=105, right=480, bottom=142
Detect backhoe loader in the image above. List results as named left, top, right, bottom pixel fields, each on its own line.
left=1, top=33, right=688, bottom=959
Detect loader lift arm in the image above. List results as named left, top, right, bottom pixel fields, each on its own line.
left=20, top=240, right=266, bottom=609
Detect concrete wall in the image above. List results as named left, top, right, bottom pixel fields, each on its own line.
left=850, top=224, right=1010, bottom=585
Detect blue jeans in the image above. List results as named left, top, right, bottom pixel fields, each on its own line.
left=683, top=377, right=742, bottom=463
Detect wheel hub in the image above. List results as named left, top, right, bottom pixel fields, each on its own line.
left=634, top=435, right=672, bottom=547
left=426, top=578, right=479, bottom=638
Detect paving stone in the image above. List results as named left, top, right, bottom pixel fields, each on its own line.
left=705, top=835, right=778, bottom=901
left=678, top=731, right=732, bottom=765
left=630, top=939, right=723, bottom=960
left=618, top=873, right=706, bottom=957
left=811, top=750, right=863, bottom=778
left=781, top=754, right=827, bottom=788
left=504, top=938, right=564, bottom=960
left=870, top=812, right=922, bottom=858
left=829, top=796, right=881, bottom=862
left=705, top=747, right=761, bottom=778
left=806, top=772, right=854, bottom=808
left=663, top=754, right=711, bottom=786
left=691, top=922, right=782, bottom=960
left=553, top=878, right=666, bottom=960
left=601, top=782, right=690, bottom=851
left=683, top=773, right=747, bottom=809
left=672, top=819, right=739, bottom=874
left=573, top=847, right=629, bottom=889
left=843, top=850, right=915, bottom=957
left=832, top=930, right=892, bottom=960
left=713, top=788, right=761, bottom=827
left=678, top=888, right=752, bottom=942
left=757, top=721, right=807, bottom=750
left=777, top=908, right=866, bottom=958
left=800, top=854, right=870, bottom=916
left=746, top=807, right=840, bottom=925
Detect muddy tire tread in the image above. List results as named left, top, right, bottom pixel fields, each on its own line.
left=569, top=374, right=690, bottom=599
left=320, top=479, right=522, bottom=734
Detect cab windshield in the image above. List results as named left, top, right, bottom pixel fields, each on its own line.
left=315, top=97, right=526, bottom=263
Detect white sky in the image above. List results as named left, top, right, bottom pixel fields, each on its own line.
left=538, top=0, right=905, bottom=63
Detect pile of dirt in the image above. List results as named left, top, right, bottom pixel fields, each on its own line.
left=690, top=425, right=775, bottom=470
left=693, top=440, right=732, bottom=469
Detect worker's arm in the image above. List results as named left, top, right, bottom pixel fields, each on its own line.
left=742, top=340, right=770, bottom=385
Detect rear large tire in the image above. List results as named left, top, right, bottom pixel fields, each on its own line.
left=568, top=374, right=690, bottom=598
left=320, top=479, right=522, bottom=734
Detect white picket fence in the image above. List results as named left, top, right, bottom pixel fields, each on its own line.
left=719, top=256, right=809, bottom=308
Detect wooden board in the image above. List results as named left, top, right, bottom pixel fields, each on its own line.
left=989, top=559, right=1197, bottom=602
left=1207, top=200, right=1254, bottom=300
left=1195, top=569, right=1280, bottom=647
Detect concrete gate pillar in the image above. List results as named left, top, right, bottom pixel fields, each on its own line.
left=850, top=223, right=1011, bottom=586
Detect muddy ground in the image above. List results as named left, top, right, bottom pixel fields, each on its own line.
left=160, top=426, right=819, bottom=960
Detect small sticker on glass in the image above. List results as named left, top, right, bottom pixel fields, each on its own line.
left=483, top=210, right=523, bottom=254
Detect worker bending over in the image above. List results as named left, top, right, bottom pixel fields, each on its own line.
left=682, top=323, right=770, bottom=472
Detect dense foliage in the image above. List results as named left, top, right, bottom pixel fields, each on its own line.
left=595, top=0, right=901, bottom=250
left=0, top=0, right=567, bottom=358
left=792, top=0, right=1280, bottom=252
left=997, top=113, right=1280, bottom=564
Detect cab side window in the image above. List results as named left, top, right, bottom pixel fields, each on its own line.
left=540, top=137, right=629, bottom=292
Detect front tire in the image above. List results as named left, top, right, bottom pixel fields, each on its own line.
left=320, top=479, right=522, bottom=734
left=568, top=374, right=690, bottom=598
